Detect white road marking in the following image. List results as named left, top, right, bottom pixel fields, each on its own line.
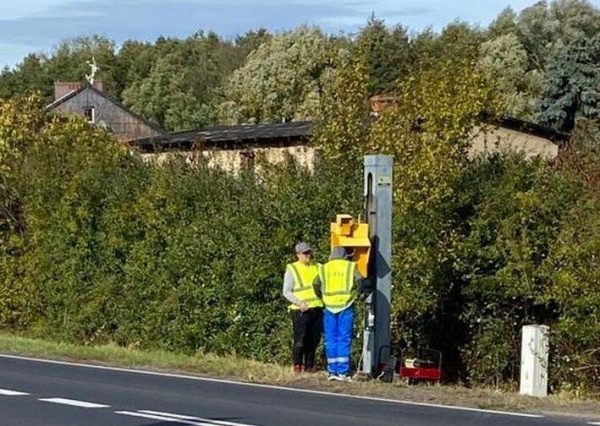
left=140, top=410, right=257, bottom=426
left=588, top=422, right=600, bottom=425
left=116, top=410, right=253, bottom=426
left=0, top=353, right=543, bottom=418
left=0, top=388, right=29, bottom=396
left=39, top=397, right=109, bottom=408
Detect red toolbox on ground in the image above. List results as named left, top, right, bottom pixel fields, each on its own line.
left=397, top=348, right=442, bottom=383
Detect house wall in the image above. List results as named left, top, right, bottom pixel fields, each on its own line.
left=469, top=125, right=559, bottom=160
left=141, top=144, right=316, bottom=173
left=53, top=88, right=163, bottom=142
left=139, top=124, right=560, bottom=172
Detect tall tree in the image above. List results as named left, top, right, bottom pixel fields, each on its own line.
left=478, top=34, right=542, bottom=118
left=487, top=7, right=519, bottom=38
left=0, top=54, right=52, bottom=101
left=234, top=29, right=272, bottom=61
left=354, top=15, right=411, bottom=95
left=122, top=31, right=240, bottom=131
left=516, top=0, right=600, bottom=70
left=115, top=40, right=157, bottom=98
left=536, top=34, right=600, bottom=133
left=411, top=22, right=483, bottom=69
left=46, top=35, right=120, bottom=98
left=122, top=57, right=215, bottom=131
left=219, top=26, right=333, bottom=124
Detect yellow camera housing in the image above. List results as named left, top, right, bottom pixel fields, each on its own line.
left=330, top=214, right=371, bottom=277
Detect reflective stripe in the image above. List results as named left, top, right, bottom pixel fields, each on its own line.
left=326, top=357, right=350, bottom=364
left=287, top=262, right=323, bottom=310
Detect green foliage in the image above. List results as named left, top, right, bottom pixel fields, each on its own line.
left=455, top=153, right=583, bottom=385
left=219, top=26, right=333, bottom=124
left=355, top=15, right=412, bottom=95
left=478, top=34, right=542, bottom=119
left=542, top=196, right=600, bottom=393
left=121, top=32, right=244, bottom=131
left=313, top=48, right=370, bottom=165
left=4, top=11, right=600, bottom=395
left=0, top=96, right=361, bottom=363
left=536, top=34, right=600, bottom=133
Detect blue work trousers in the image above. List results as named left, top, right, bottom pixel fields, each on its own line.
left=323, top=306, right=354, bottom=375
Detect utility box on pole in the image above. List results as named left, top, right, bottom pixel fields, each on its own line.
left=519, top=325, right=549, bottom=397
left=361, top=155, right=393, bottom=375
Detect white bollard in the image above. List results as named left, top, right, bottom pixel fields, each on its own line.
left=519, top=325, right=549, bottom=397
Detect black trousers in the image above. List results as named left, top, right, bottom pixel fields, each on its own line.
left=291, top=308, right=323, bottom=368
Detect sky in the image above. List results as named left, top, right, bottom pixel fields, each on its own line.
left=0, top=0, right=598, bottom=69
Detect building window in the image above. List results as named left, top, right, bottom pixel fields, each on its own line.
left=83, top=106, right=95, bottom=123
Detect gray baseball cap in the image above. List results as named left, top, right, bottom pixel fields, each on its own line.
left=295, top=242, right=312, bottom=253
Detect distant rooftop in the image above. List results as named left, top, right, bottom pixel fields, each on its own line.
left=136, top=121, right=313, bottom=151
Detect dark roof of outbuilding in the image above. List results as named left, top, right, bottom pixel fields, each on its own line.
left=133, top=115, right=570, bottom=152
left=490, top=116, right=570, bottom=146
left=46, top=84, right=166, bottom=135
left=135, top=121, right=313, bottom=151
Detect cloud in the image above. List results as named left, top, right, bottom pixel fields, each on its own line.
left=3, top=0, right=600, bottom=68
left=0, top=1, right=362, bottom=47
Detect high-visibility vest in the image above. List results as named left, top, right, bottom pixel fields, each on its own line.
left=287, top=261, right=323, bottom=310
left=319, top=259, right=356, bottom=313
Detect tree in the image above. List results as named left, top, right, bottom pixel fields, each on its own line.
left=0, top=54, right=52, bottom=101
left=122, top=32, right=240, bottom=131
left=122, top=57, right=215, bottom=131
left=46, top=35, right=120, bottom=98
left=219, top=26, right=333, bottom=124
left=487, top=7, right=519, bottom=38
left=115, top=40, right=157, bottom=98
left=313, top=48, right=370, bottom=165
left=536, top=34, right=600, bottom=133
left=234, top=29, right=272, bottom=61
left=479, top=34, right=542, bottom=119
left=516, top=0, right=600, bottom=70
left=354, top=15, right=411, bottom=95
left=410, top=22, right=483, bottom=70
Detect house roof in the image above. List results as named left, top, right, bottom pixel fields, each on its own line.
left=134, top=116, right=569, bottom=153
left=135, top=121, right=313, bottom=152
left=46, top=84, right=166, bottom=135
left=489, top=116, right=570, bottom=146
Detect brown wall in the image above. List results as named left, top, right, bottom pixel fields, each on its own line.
left=53, top=88, right=163, bottom=142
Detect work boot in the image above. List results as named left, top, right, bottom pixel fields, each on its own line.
left=304, top=366, right=317, bottom=373
left=293, top=364, right=303, bottom=374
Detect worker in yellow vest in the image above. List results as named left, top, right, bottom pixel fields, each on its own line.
left=282, top=242, right=324, bottom=373
left=313, top=246, right=368, bottom=381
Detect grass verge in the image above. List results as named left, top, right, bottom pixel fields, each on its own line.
left=0, top=332, right=598, bottom=419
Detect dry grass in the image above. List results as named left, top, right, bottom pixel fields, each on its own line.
left=0, top=332, right=598, bottom=420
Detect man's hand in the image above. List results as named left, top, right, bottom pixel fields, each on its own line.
left=299, top=301, right=309, bottom=312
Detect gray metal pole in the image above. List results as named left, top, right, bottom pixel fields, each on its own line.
left=361, top=155, right=393, bottom=375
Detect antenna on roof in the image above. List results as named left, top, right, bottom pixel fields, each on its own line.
left=85, top=57, right=100, bottom=86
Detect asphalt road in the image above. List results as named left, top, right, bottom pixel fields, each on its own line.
left=0, top=354, right=596, bottom=426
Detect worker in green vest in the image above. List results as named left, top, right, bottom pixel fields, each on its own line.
left=282, top=242, right=324, bottom=373
left=313, top=246, right=368, bottom=381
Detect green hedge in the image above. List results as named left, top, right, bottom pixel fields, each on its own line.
left=1, top=98, right=599, bottom=394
